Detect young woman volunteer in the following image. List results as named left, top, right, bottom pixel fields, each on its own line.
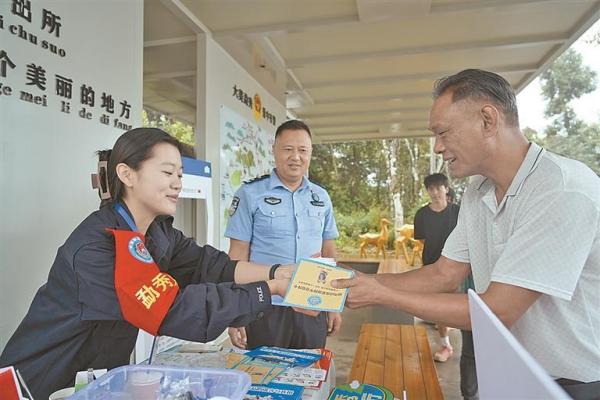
left=0, top=128, right=294, bottom=400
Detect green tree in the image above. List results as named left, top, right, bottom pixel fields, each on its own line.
left=539, top=48, right=597, bottom=136
left=534, top=48, right=600, bottom=174
left=310, top=137, right=442, bottom=255
left=142, top=109, right=195, bottom=147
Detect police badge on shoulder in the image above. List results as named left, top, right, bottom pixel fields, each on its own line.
left=229, top=196, right=240, bottom=216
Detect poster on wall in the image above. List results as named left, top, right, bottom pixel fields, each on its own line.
left=219, top=105, right=275, bottom=251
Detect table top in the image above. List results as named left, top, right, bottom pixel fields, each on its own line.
left=348, top=323, right=443, bottom=400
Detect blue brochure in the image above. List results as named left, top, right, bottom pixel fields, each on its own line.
left=245, top=382, right=304, bottom=400
left=245, top=346, right=323, bottom=368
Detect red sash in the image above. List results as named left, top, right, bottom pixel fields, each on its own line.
left=109, top=229, right=179, bottom=335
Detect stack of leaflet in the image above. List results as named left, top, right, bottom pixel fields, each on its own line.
left=226, top=347, right=322, bottom=386
left=273, top=349, right=333, bottom=390
left=226, top=347, right=332, bottom=400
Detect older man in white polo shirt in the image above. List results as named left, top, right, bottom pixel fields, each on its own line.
left=333, top=69, right=600, bottom=399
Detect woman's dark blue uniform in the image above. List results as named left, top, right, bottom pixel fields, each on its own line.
left=0, top=203, right=271, bottom=400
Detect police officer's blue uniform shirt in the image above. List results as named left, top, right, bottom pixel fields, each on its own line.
left=225, top=169, right=339, bottom=266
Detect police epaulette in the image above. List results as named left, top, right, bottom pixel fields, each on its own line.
left=244, top=174, right=270, bottom=184
left=308, top=178, right=328, bottom=192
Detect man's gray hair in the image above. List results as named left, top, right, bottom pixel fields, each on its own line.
left=433, top=69, right=519, bottom=126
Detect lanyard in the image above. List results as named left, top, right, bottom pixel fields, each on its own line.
left=114, top=203, right=138, bottom=232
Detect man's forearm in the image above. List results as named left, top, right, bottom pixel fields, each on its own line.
left=375, top=263, right=460, bottom=293
left=377, top=287, right=471, bottom=329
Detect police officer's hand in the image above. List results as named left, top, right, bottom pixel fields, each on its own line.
left=327, top=312, right=342, bottom=336
left=331, top=272, right=383, bottom=309
left=228, top=327, right=247, bottom=349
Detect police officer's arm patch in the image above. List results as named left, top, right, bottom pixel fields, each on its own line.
left=229, top=196, right=240, bottom=216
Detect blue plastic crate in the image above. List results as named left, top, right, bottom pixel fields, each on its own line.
left=69, top=365, right=251, bottom=400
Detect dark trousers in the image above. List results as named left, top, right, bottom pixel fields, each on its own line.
left=460, top=330, right=479, bottom=400
left=556, top=378, right=600, bottom=400
left=246, top=306, right=328, bottom=349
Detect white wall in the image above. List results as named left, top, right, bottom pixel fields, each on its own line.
left=0, top=0, right=143, bottom=350
left=195, top=35, right=287, bottom=248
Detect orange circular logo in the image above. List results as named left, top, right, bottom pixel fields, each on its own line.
left=253, top=94, right=262, bottom=121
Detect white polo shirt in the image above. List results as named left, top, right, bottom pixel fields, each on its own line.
left=443, top=142, right=600, bottom=382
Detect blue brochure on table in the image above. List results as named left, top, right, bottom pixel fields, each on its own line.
left=245, top=382, right=304, bottom=400
left=245, top=346, right=323, bottom=368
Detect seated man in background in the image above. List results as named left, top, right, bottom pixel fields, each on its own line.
left=225, top=119, right=341, bottom=350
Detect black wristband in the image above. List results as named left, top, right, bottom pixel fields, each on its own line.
left=269, top=263, right=281, bottom=280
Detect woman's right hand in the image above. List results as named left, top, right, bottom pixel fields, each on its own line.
left=266, top=279, right=320, bottom=318
left=266, top=278, right=289, bottom=297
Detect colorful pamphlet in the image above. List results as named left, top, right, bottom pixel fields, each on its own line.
left=244, top=382, right=304, bottom=400
left=281, top=259, right=353, bottom=312
left=273, top=348, right=332, bottom=389
left=328, top=382, right=394, bottom=400
left=244, top=347, right=323, bottom=368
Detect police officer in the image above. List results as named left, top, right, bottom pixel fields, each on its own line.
left=225, top=120, right=341, bottom=349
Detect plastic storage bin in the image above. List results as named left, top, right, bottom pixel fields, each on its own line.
left=69, top=365, right=251, bottom=400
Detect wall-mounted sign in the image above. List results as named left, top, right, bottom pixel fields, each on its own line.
left=232, top=84, right=277, bottom=126
left=0, top=0, right=134, bottom=131
left=0, top=0, right=143, bottom=351
left=180, top=157, right=212, bottom=199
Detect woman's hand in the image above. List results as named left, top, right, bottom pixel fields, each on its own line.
left=266, top=277, right=320, bottom=317
left=274, top=264, right=295, bottom=280
left=266, top=277, right=289, bottom=297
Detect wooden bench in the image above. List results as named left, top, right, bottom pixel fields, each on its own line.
left=349, top=323, right=443, bottom=400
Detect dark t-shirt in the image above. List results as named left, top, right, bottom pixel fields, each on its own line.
left=414, top=203, right=460, bottom=265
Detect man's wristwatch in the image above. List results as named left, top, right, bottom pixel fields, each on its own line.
left=269, top=263, right=282, bottom=280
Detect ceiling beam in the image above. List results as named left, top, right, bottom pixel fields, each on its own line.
left=144, top=70, right=196, bottom=82
left=286, top=34, right=568, bottom=68
left=159, top=0, right=211, bottom=34
left=431, top=0, right=558, bottom=14
left=300, top=64, right=539, bottom=90
left=297, top=106, right=429, bottom=119
left=310, top=119, right=425, bottom=130
left=144, top=36, right=196, bottom=48
left=211, top=0, right=557, bottom=38
left=289, top=92, right=430, bottom=108
left=515, top=1, right=600, bottom=92
left=212, top=15, right=358, bottom=38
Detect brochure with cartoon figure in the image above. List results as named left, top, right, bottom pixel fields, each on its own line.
left=281, top=259, right=353, bottom=312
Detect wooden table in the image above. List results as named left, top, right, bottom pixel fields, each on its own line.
left=376, top=258, right=419, bottom=274
left=337, top=258, right=419, bottom=274
left=349, top=323, right=443, bottom=400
